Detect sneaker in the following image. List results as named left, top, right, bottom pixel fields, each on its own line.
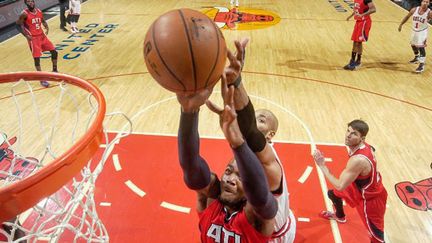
left=61, top=27, right=68, bottom=32
left=40, top=81, right=50, bottom=88
left=319, top=210, right=347, bottom=223
left=343, top=61, right=356, bottom=71
left=415, top=63, right=425, bottom=73
left=409, top=56, right=419, bottom=64
left=354, top=61, right=361, bottom=69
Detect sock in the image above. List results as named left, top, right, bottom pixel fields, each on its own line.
left=328, top=190, right=345, bottom=218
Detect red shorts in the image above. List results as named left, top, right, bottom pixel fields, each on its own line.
left=28, top=34, right=55, bottom=58
left=335, top=186, right=387, bottom=243
left=351, top=20, right=372, bottom=42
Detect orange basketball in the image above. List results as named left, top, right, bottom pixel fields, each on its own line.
left=143, top=8, right=227, bottom=93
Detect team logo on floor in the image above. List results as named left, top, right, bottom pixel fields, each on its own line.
left=202, top=7, right=280, bottom=30
left=395, top=176, right=432, bottom=211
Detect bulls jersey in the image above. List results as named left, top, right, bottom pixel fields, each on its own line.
left=198, top=200, right=270, bottom=243
left=23, top=8, right=44, bottom=36
left=354, top=0, right=372, bottom=21
left=269, top=143, right=296, bottom=243
left=412, top=7, right=430, bottom=32
left=69, top=0, right=81, bottom=15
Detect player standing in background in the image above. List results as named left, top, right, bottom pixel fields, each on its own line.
left=398, top=0, right=432, bottom=73
left=344, top=0, right=376, bottom=70
left=313, top=120, right=388, bottom=243
left=58, top=0, right=68, bottom=31
left=67, top=0, right=81, bottom=33
left=16, top=0, right=59, bottom=88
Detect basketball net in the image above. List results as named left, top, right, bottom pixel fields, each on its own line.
left=0, top=72, right=131, bottom=242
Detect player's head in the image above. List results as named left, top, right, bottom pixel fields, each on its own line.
left=256, top=109, right=279, bottom=142
left=24, top=0, right=35, bottom=10
left=345, top=119, right=369, bottom=146
left=219, top=160, right=247, bottom=210
left=421, top=0, right=430, bottom=8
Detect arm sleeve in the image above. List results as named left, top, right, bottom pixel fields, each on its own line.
left=178, top=111, right=211, bottom=190
left=233, top=142, right=278, bottom=219
left=236, top=99, right=266, bottom=152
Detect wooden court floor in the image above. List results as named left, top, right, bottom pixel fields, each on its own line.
left=0, top=0, right=431, bottom=242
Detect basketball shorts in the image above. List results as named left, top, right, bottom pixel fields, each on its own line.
left=355, top=191, right=387, bottom=243
left=411, top=29, right=428, bottom=47
left=28, top=35, right=55, bottom=58
left=351, top=20, right=372, bottom=42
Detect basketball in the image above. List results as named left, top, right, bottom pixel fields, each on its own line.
left=143, top=8, right=227, bottom=93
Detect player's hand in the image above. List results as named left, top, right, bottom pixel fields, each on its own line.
left=177, top=87, right=213, bottom=113
left=206, top=74, right=244, bottom=147
left=45, top=27, right=49, bottom=35
left=398, top=25, right=402, bottom=32
left=225, top=38, right=249, bottom=86
left=25, top=35, right=32, bottom=41
left=313, top=149, right=326, bottom=167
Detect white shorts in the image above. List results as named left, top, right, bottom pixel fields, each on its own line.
left=270, top=210, right=297, bottom=243
left=411, top=29, right=428, bottom=47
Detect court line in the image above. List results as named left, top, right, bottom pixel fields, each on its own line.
left=2, top=71, right=431, bottom=114
left=112, top=154, right=122, bottom=171
left=125, top=180, right=146, bottom=197
left=298, top=166, right=314, bottom=184
left=297, top=217, right=310, bottom=222
left=160, top=201, right=191, bottom=214
left=104, top=129, right=347, bottom=147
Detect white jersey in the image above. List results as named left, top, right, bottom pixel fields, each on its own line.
left=269, top=143, right=296, bottom=243
left=411, top=7, right=430, bottom=47
left=412, top=7, right=430, bottom=32
left=69, top=0, right=81, bottom=15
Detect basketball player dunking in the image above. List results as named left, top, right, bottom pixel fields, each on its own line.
left=344, top=0, right=376, bottom=70
left=16, top=0, right=59, bottom=87
left=398, top=0, right=432, bottom=73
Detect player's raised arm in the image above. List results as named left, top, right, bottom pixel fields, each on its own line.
left=222, top=38, right=282, bottom=191
left=177, top=88, right=220, bottom=212
left=207, top=74, right=277, bottom=232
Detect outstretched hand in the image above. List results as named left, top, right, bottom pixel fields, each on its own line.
left=177, top=88, right=213, bottom=113
left=225, top=38, right=249, bottom=86
left=313, top=149, right=326, bottom=167
left=206, top=74, right=244, bottom=147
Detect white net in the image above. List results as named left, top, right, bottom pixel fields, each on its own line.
left=0, top=73, right=130, bottom=243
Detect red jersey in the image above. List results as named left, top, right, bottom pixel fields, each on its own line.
left=198, top=200, right=271, bottom=243
left=334, top=143, right=387, bottom=242
left=336, top=143, right=387, bottom=207
left=354, top=0, right=372, bottom=21
left=23, top=8, right=44, bottom=36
